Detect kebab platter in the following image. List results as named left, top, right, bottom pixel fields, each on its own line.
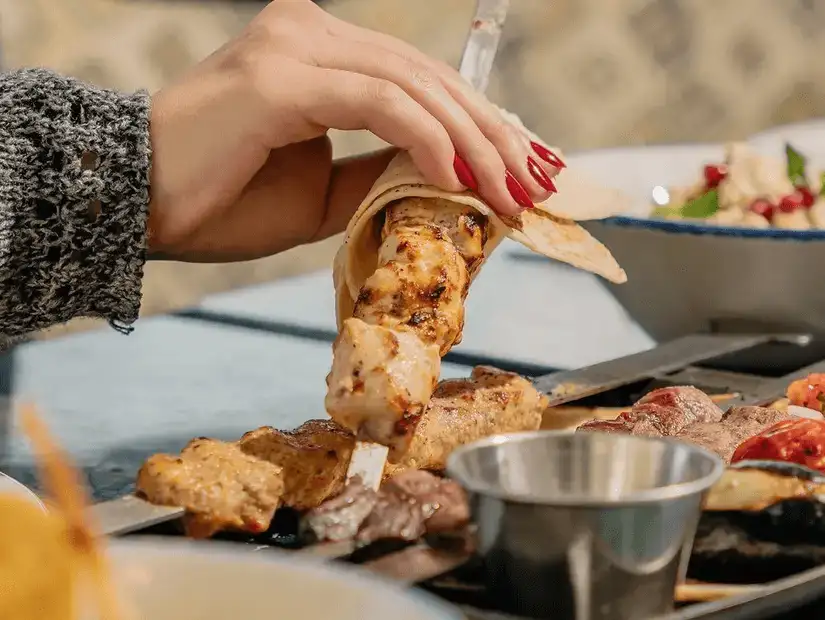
left=11, top=115, right=825, bottom=616
left=74, top=132, right=825, bottom=618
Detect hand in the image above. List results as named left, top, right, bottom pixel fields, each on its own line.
left=147, top=0, right=565, bottom=262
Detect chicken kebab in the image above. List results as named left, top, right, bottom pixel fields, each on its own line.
left=137, top=366, right=548, bottom=539
left=326, top=140, right=626, bottom=461
left=139, top=113, right=627, bottom=542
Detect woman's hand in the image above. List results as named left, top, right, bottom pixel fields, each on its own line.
left=148, top=0, right=564, bottom=262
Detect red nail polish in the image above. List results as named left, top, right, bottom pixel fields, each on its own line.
left=453, top=153, right=478, bottom=191
left=505, top=171, right=534, bottom=210
left=530, top=141, right=566, bottom=169
left=527, top=156, right=557, bottom=192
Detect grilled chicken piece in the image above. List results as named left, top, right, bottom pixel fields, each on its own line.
left=325, top=318, right=441, bottom=456
left=138, top=367, right=542, bottom=538
left=384, top=366, right=548, bottom=475
left=327, top=198, right=490, bottom=454
left=239, top=420, right=354, bottom=510
left=136, top=438, right=284, bottom=539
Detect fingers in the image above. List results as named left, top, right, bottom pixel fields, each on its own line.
left=333, top=21, right=565, bottom=190
left=313, top=39, right=531, bottom=216
left=299, top=65, right=462, bottom=194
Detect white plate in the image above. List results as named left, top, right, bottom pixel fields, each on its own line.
left=0, top=471, right=45, bottom=511
left=94, top=538, right=461, bottom=620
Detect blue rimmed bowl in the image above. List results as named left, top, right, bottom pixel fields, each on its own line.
left=570, top=120, right=825, bottom=344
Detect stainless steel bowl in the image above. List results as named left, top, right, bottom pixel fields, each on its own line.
left=447, top=431, right=724, bottom=620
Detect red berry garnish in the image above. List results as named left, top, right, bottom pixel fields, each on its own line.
left=797, top=186, right=816, bottom=208
left=749, top=198, right=775, bottom=222
left=779, top=193, right=803, bottom=213
left=703, top=164, right=728, bottom=189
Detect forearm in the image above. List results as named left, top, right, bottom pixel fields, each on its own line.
left=0, top=68, right=151, bottom=337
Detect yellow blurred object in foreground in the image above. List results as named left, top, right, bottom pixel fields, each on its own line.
left=0, top=494, right=76, bottom=620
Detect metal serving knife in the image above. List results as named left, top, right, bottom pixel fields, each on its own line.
left=344, top=0, right=512, bottom=493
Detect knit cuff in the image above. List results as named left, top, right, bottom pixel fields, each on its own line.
left=0, top=68, right=151, bottom=337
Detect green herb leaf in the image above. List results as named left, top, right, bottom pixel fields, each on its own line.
left=652, top=206, right=680, bottom=218
left=820, top=171, right=825, bottom=198
left=680, top=189, right=720, bottom=218
left=786, top=143, right=808, bottom=187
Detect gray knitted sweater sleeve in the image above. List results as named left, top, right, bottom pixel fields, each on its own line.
left=0, top=68, right=151, bottom=338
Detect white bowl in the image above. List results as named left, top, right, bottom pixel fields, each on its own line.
left=567, top=119, right=825, bottom=353
left=96, top=538, right=460, bottom=620
left=0, top=472, right=44, bottom=510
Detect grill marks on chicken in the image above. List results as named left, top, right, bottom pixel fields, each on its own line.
left=354, top=200, right=487, bottom=350
left=384, top=366, right=547, bottom=476
left=138, top=367, right=545, bottom=538
left=326, top=198, right=491, bottom=454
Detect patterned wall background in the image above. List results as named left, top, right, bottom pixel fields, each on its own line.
left=2, top=0, right=825, bottom=333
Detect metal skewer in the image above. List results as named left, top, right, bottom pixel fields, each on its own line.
left=344, top=0, right=513, bottom=493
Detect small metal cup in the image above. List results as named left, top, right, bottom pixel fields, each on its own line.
left=447, top=431, right=724, bottom=620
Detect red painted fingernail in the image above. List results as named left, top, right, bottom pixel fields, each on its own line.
left=527, top=156, right=557, bottom=192
left=505, top=171, right=534, bottom=210
left=453, top=153, right=478, bottom=191
left=530, top=141, right=566, bottom=169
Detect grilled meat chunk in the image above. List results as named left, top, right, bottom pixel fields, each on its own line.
left=139, top=366, right=536, bottom=538
left=326, top=198, right=490, bottom=455
left=384, top=366, right=547, bottom=475
left=680, top=406, right=790, bottom=463
left=325, top=318, right=440, bottom=456
left=305, top=470, right=470, bottom=545
left=386, top=470, right=470, bottom=534
left=578, top=386, right=723, bottom=436
left=303, top=476, right=377, bottom=543
left=578, top=387, right=790, bottom=463
left=239, top=420, right=354, bottom=510
left=136, top=438, right=284, bottom=539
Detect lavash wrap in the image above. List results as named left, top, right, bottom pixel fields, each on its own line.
left=334, top=111, right=628, bottom=328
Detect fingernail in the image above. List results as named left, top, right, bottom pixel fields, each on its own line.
left=530, top=141, right=566, bottom=169
left=505, top=170, right=534, bottom=210
left=453, top=153, right=478, bottom=191
left=527, top=156, right=557, bottom=192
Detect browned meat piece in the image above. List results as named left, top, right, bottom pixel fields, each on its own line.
left=238, top=420, right=354, bottom=510
left=327, top=198, right=490, bottom=453
left=386, top=470, right=470, bottom=533
left=678, top=406, right=790, bottom=462
left=635, top=386, right=725, bottom=428
left=136, top=438, right=284, bottom=539
left=138, top=367, right=535, bottom=539
left=303, top=476, right=378, bottom=543
left=577, top=386, right=790, bottom=464
left=354, top=199, right=487, bottom=351
left=578, top=386, right=723, bottom=436
left=305, top=470, right=470, bottom=545
left=325, top=318, right=441, bottom=457
left=384, top=366, right=547, bottom=475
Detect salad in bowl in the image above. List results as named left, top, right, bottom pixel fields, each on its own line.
left=651, top=142, right=825, bottom=230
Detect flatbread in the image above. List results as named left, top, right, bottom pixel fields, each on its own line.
left=333, top=113, right=626, bottom=326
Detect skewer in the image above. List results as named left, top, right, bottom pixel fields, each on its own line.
left=342, top=0, right=512, bottom=493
